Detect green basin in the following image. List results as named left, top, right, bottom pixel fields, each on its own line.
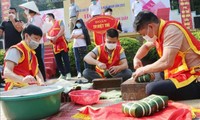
left=0, top=86, right=64, bottom=120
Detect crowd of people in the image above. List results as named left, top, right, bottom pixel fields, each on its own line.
left=0, top=0, right=199, bottom=100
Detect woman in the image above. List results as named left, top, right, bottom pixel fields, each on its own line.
left=71, top=19, right=91, bottom=78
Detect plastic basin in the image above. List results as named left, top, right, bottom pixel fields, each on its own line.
left=69, top=90, right=102, bottom=105
left=0, top=86, right=64, bottom=120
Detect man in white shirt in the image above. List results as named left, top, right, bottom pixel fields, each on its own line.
left=89, top=0, right=101, bottom=17
left=69, top=0, right=79, bottom=34
left=132, top=0, right=143, bottom=17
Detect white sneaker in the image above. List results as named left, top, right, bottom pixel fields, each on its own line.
left=66, top=73, right=71, bottom=80
left=58, top=74, right=66, bottom=80
left=77, top=72, right=81, bottom=78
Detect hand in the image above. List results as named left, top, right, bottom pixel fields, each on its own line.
left=132, top=67, right=145, bottom=80
left=39, top=82, right=46, bottom=86
left=133, top=58, right=143, bottom=69
left=97, top=62, right=107, bottom=70
left=23, top=75, right=37, bottom=84
left=108, top=66, right=121, bottom=75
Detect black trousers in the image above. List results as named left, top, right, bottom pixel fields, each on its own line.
left=146, top=78, right=200, bottom=100
left=35, top=44, right=46, bottom=81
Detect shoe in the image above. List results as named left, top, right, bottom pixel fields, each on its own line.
left=58, top=74, right=66, bottom=80
left=77, top=72, right=81, bottom=78
left=66, top=73, right=71, bottom=80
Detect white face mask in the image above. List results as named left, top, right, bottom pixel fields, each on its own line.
left=142, top=27, right=157, bottom=42
left=29, top=38, right=40, bottom=50
left=105, top=12, right=111, bottom=16
left=143, top=35, right=157, bottom=42
left=9, top=14, right=16, bottom=19
left=24, top=9, right=29, bottom=15
left=105, top=42, right=117, bottom=50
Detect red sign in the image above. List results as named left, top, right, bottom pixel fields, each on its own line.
left=1, top=0, right=11, bottom=21
left=179, top=0, right=193, bottom=29
left=86, top=15, right=117, bottom=34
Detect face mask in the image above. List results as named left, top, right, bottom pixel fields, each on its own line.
left=105, top=42, right=117, bottom=50
left=71, top=3, right=74, bottom=6
left=92, top=1, right=97, bottom=5
left=105, top=12, right=111, bottom=16
left=142, top=27, right=157, bottom=42
left=9, top=14, right=16, bottom=19
left=29, top=39, right=40, bottom=49
left=76, top=23, right=82, bottom=28
left=24, top=9, right=29, bottom=15
left=143, top=35, right=157, bottom=42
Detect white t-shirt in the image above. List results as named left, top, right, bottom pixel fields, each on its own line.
left=69, top=4, right=79, bottom=18
left=72, top=29, right=86, bottom=48
left=132, top=1, right=143, bottom=17
left=29, top=15, right=44, bottom=43
left=89, top=2, right=101, bottom=17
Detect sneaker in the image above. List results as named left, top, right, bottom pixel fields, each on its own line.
left=66, top=73, right=71, bottom=80
left=58, top=74, right=66, bottom=80
left=77, top=72, right=81, bottom=78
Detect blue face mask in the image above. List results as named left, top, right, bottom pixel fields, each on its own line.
left=76, top=23, right=82, bottom=28
left=92, top=1, right=97, bottom=5
left=71, top=3, right=74, bottom=6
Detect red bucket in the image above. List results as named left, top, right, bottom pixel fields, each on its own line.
left=69, top=90, right=101, bottom=105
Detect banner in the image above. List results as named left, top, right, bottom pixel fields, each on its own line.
left=178, top=0, right=193, bottom=29
left=63, top=0, right=170, bottom=34
left=1, top=0, right=11, bottom=21
left=86, top=15, right=117, bottom=34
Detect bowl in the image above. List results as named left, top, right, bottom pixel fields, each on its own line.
left=0, top=86, right=64, bottom=120
left=69, top=90, right=102, bottom=105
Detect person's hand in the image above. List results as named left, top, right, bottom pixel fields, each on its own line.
left=97, top=62, right=107, bottom=70
left=39, top=82, right=46, bottom=86
left=132, top=67, right=145, bottom=80
left=133, top=58, right=143, bottom=69
left=22, top=75, right=37, bottom=84
left=108, top=66, right=121, bottom=75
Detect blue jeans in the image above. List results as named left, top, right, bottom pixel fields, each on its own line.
left=54, top=50, right=71, bottom=76
left=73, top=46, right=88, bottom=73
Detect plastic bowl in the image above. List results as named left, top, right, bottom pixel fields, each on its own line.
left=69, top=90, right=102, bottom=105
left=0, top=86, right=64, bottom=120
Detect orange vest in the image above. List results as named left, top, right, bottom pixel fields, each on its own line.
left=156, top=19, right=200, bottom=88
left=96, top=44, right=123, bottom=77
left=4, top=41, right=39, bottom=90
left=48, top=20, right=69, bottom=54
left=93, top=20, right=121, bottom=46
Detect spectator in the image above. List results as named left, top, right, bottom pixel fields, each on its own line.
left=69, top=0, right=79, bottom=34
left=83, top=28, right=132, bottom=82
left=71, top=19, right=91, bottom=78
left=3, top=24, right=45, bottom=91
left=89, top=0, right=101, bottom=17
left=132, top=11, right=200, bottom=100
left=46, top=13, right=72, bottom=80
left=0, top=26, right=3, bottom=38
left=1, top=7, right=23, bottom=50
left=104, top=8, right=122, bottom=33
left=132, top=0, right=143, bottom=18
left=19, top=1, right=46, bottom=81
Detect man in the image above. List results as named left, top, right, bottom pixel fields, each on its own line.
left=132, top=11, right=200, bottom=100
left=46, top=13, right=71, bottom=80
left=104, top=8, right=122, bottom=33
left=1, top=7, right=23, bottom=50
left=132, top=0, right=142, bottom=18
left=89, top=0, right=101, bottom=17
left=3, top=24, right=45, bottom=91
left=19, top=1, right=46, bottom=81
left=69, top=0, right=79, bottom=34
left=83, top=28, right=132, bottom=82
left=0, top=26, right=3, bottom=38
